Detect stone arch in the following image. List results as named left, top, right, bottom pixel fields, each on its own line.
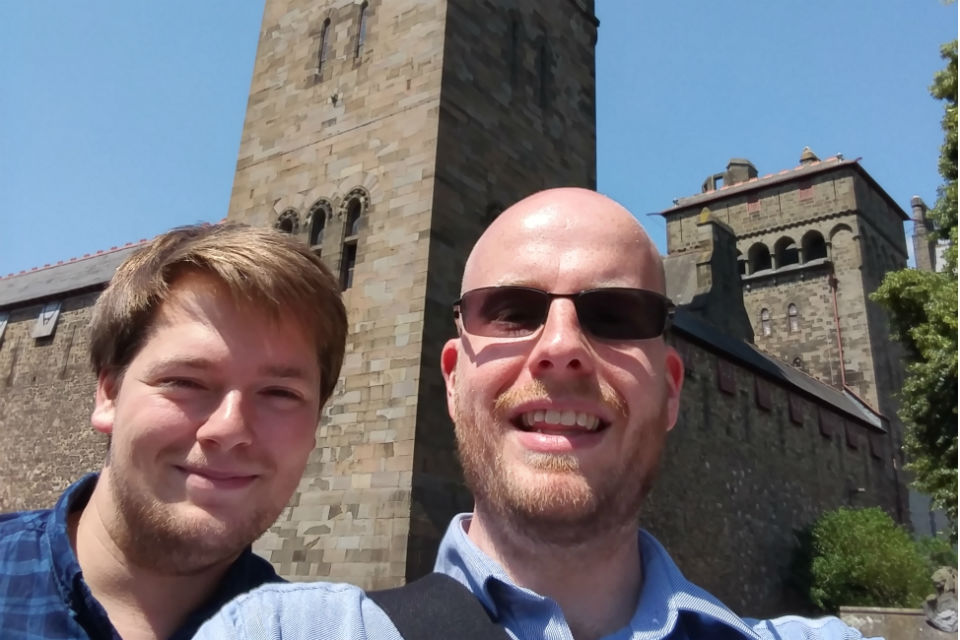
left=307, top=198, right=333, bottom=248
left=774, top=236, right=799, bottom=268
left=748, top=242, right=772, bottom=274
left=802, top=230, right=827, bottom=262
left=829, top=223, right=858, bottom=264
left=339, top=187, right=369, bottom=234
left=275, top=208, right=300, bottom=234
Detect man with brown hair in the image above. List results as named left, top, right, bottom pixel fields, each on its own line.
left=0, top=223, right=347, bottom=639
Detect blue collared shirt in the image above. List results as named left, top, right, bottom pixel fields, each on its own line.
left=0, top=473, right=281, bottom=640
left=196, top=513, right=878, bottom=639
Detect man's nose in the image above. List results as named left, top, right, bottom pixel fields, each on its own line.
left=196, top=390, right=254, bottom=449
left=527, top=299, right=595, bottom=375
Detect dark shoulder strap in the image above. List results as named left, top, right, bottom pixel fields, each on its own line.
left=369, top=572, right=510, bottom=640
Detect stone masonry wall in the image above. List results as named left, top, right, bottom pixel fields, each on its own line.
left=225, top=0, right=449, bottom=588
left=0, top=291, right=104, bottom=512
left=406, top=0, right=599, bottom=578
left=646, top=332, right=902, bottom=618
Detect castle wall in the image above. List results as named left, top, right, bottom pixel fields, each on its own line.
left=648, top=332, right=901, bottom=617
left=0, top=292, right=103, bottom=512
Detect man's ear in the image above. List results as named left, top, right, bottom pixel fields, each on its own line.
left=441, top=339, right=459, bottom=420
left=663, top=345, right=685, bottom=432
left=91, top=370, right=120, bottom=435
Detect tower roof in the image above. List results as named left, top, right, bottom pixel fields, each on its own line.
left=661, top=155, right=909, bottom=221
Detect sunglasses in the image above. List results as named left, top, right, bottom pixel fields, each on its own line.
left=453, top=286, right=675, bottom=341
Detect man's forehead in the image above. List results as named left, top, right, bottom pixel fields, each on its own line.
left=463, top=190, right=662, bottom=291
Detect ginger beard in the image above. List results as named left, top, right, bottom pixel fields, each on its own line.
left=454, top=377, right=671, bottom=546
left=103, top=452, right=278, bottom=576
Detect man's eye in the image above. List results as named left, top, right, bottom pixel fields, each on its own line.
left=160, top=378, right=204, bottom=390
left=490, top=306, right=540, bottom=327
left=263, top=388, right=303, bottom=402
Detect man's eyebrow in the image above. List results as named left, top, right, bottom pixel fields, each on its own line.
left=141, top=357, right=214, bottom=376
left=258, top=365, right=313, bottom=380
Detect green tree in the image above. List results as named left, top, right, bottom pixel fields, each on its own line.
left=872, top=39, right=958, bottom=539
left=806, top=507, right=931, bottom=611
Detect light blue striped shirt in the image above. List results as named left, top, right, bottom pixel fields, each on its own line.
left=195, top=513, right=878, bottom=639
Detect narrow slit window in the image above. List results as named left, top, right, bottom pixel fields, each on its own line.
left=788, top=304, right=799, bottom=333
left=355, top=2, right=368, bottom=59
left=318, top=19, right=331, bottom=74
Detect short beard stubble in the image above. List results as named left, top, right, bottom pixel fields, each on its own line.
left=454, top=378, right=670, bottom=547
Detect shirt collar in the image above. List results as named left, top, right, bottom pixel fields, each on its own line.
left=434, top=513, right=759, bottom=639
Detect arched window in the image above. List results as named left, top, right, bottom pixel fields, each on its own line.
left=355, top=2, right=368, bottom=59
left=737, top=250, right=747, bottom=276
left=760, top=308, right=771, bottom=336
left=788, top=303, right=799, bottom=333
left=275, top=209, right=299, bottom=234
left=748, top=243, right=772, bottom=273
left=318, top=18, right=331, bottom=74
left=774, top=236, right=799, bottom=268
left=308, top=199, right=331, bottom=250
left=802, top=230, right=827, bottom=262
left=345, top=198, right=362, bottom=236
left=792, top=356, right=803, bottom=369
left=339, top=188, right=368, bottom=290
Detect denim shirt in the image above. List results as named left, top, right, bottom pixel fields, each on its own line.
left=0, top=473, right=281, bottom=640
left=196, top=513, right=878, bottom=640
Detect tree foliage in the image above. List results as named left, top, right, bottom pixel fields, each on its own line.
left=805, top=508, right=931, bottom=611
left=872, top=39, right=958, bottom=539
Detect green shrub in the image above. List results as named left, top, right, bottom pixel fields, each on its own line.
left=915, top=535, right=958, bottom=572
left=807, top=507, right=930, bottom=611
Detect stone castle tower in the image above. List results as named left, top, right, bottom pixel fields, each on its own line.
left=224, top=0, right=598, bottom=586
left=662, top=148, right=909, bottom=456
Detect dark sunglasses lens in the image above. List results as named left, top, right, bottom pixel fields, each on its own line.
left=576, top=290, right=668, bottom=339
left=461, top=288, right=548, bottom=337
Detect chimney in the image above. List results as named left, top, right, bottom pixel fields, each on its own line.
left=724, top=158, right=758, bottom=186
left=911, top=196, right=937, bottom=272
left=799, top=146, right=819, bottom=165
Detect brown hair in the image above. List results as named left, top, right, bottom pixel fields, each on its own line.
left=89, top=223, right=347, bottom=405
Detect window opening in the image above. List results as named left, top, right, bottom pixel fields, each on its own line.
left=275, top=209, right=299, bottom=234
left=802, top=230, right=828, bottom=262
left=788, top=304, right=799, bottom=333
left=775, top=237, right=799, bottom=267
left=318, top=19, right=331, bottom=74
left=355, top=2, right=368, bottom=59
left=760, top=308, right=771, bottom=336
left=748, top=243, right=771, bottom=273
left=340, top=243, right=357, bottom=290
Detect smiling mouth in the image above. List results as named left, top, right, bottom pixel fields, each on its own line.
left=515, top=409, right=608, bottom=433
left=177, top=466, right=259, bottom=483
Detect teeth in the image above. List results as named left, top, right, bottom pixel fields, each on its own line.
left=519, top=410, right=601, bottom=431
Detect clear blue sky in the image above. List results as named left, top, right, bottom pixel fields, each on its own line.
left=1, top=1, right=956, bottom=276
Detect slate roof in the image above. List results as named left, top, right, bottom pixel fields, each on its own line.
left=0, top=243, right=146, bottom=309
left=672, top=310, right=885, bottom=431
left=660, top=155, right=909, bottom=221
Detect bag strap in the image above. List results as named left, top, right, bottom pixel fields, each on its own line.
left=369, top=572, right=511, bottom=640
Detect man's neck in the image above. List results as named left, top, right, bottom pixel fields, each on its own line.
left=69, top=482, right=233, bottom=640
left=467, top=507, right=643, bottom=640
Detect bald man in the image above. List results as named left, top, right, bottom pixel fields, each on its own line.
left=197, top=189, right=879, bottom=640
